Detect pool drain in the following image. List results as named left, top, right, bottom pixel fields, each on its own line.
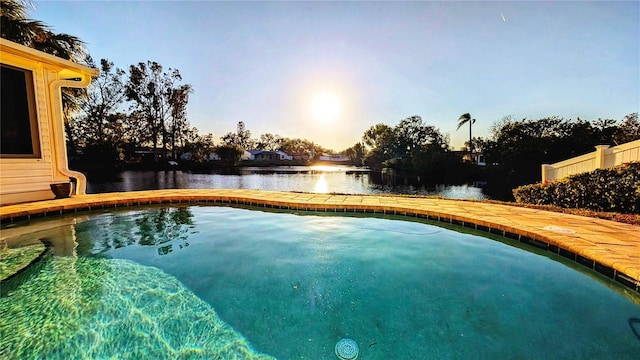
left=335, top=338, right=359, bottom=360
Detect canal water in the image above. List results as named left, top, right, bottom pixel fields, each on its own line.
left=86, top=165, right=487, bottom=200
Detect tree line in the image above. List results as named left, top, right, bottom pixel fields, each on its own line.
left=346, top=113, right=638, bottom=199
left=69, top=60, right=338, bottom=166
left=61, top=57, right=335, bottom=165
left=64, top=58, right=197, bottom=165
left=212, top=121, right=333, bottom=163
left=218, top=113, right=639, bottom=202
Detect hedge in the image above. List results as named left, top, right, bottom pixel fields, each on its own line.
left=513, top=162, right=640, bottom=214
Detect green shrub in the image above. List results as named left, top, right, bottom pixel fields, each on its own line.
left=513, top=162, right=640, bottom=214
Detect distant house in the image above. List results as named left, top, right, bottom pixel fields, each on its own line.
left=453, top=151, right=486, bottom=166
left=319, top=154, right=350, bottom=162
left=466, top=153, right=486, bottom=166
left=247, top=150, right=262, bottom=160
left=180, top=151, right=247, bottom=161
left=240, top=150, right=252, bottom=161
left=290, top=152, right=310, bottom=161
left=0, top=39, right=98, bottom=205
left=132, top=147, right=157, bottom=162
left=275, top=151, right=293, bottom=160
left=249, top=150, right=292, bottom=161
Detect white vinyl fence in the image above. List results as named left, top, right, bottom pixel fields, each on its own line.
left=541, top=139, right=640, bottom=182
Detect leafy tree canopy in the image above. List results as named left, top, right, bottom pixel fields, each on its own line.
left=1, top=0, right=86, bottom=61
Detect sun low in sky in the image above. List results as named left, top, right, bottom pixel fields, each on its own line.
left=310, top=91, right=342, bottom=124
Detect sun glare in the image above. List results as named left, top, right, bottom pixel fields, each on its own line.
left=310, top=92, right=341, bottom=123
left=313, top=173, right=329, bottom=193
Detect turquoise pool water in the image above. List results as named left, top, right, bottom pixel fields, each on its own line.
left=1, top=205, right=639, bottom=359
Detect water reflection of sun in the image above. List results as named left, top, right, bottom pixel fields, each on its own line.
left=313, top=174, right=328, bottom=193
left=310, top=165, right=340, bottom=172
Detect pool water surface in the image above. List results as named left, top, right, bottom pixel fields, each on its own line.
left=1, top=205, right=639, bottom=359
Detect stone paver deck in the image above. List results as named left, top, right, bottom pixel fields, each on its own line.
left=1, top=189, right=639, bottom=293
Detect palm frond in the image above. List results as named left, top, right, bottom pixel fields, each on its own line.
left=1, top=1, right=85, bottom=61
left=0, top=0, right=30, bottom=19
left=456, top=113, right=471, bottom=130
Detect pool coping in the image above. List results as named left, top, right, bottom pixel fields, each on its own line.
left=1, top=189, right=639, bottom=294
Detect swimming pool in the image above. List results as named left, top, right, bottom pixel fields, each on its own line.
left=1, top=205, right=639, bottom=359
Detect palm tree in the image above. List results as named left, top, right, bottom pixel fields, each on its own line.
left=1, top=0, right=86, bottom=61
left=457, top=113, right=476, bottom=161
left=2, top=0, right=88, bottom=121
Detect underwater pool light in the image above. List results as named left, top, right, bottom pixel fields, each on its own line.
left=335, top=338, right=359, bottom=359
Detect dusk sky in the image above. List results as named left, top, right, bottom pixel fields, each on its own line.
left=33, top=1, right=639, bottom=151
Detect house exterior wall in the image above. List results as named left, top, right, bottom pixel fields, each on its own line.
left=541, top=139, right=640, bottom=182
left=275, top=151, right=292, bottom=160
left=460, top=153, right=485, bottom=166
left=240, top=151, right=251, bottom=161
left=290, top=153, right=310, bottom=161
left=0, top=39, right=97, bottom=205
left=250, top=151, right=292, bottom=161
left=1, top=58, right=53, bottom=203
left=319, top=154, right=350, bottom=162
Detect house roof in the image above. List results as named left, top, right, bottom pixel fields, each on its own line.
left=0, top=38, right=99, bottom=79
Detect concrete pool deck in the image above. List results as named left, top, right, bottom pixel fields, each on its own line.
left=1, top=189, right=639, bottom=293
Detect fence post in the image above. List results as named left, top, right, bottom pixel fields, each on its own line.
left=594, top=145, right=609, bottom=169
left=541, top=164, right=550, bottom=182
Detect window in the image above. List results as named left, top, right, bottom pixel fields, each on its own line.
left=1, top=64, right=40, bottom=157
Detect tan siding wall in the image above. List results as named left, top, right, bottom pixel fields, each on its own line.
left=1, top=163, right=54, bottom=197
left=1, top=161, right=52, bottom=178
left=1, top=40, right=96, bottom=205
left=0, top=190, right=54, bottom=205
left=0, top=61, right=56, bottom=205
